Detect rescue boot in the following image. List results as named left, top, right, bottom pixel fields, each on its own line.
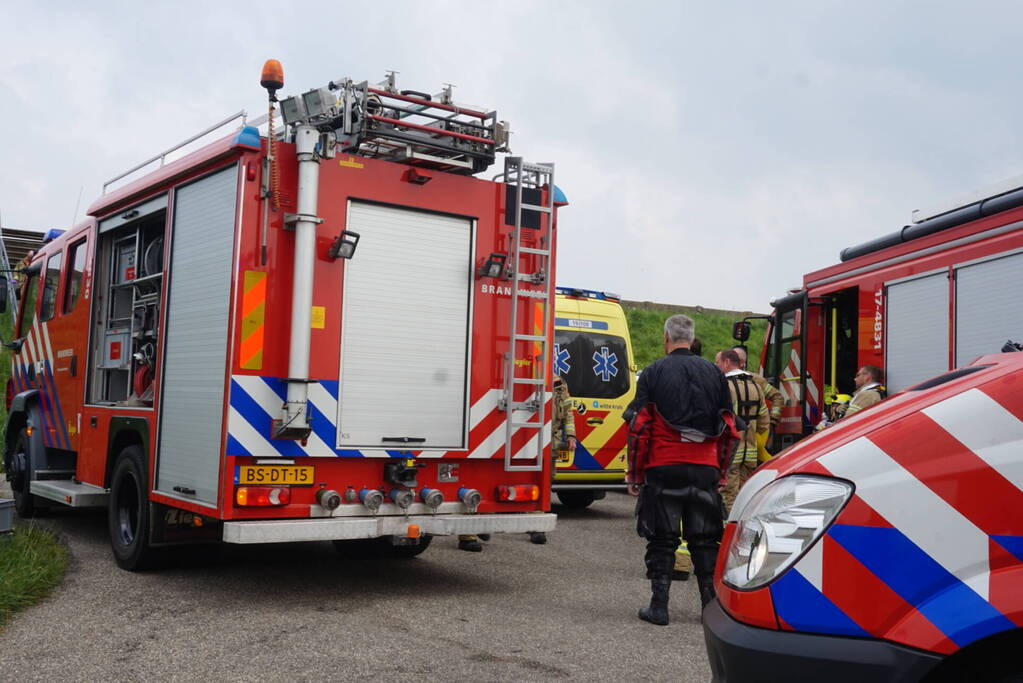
left=697, top=575, right=717, bottom=609
left=458, top=535, right=483, bottom=552
left=638, top=578, right=671, bottom=626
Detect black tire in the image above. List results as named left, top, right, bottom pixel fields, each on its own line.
left=9, top=429, right=38, bottom=518
left=108, top=445, right=163, bottom=571
left=333, top=534, right=433, bottom=559
left=556, top=490, right=597, bottom=509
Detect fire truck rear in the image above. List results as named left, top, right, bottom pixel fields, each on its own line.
left=2, top=61, right=560, bottom=569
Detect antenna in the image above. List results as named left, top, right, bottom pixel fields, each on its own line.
left=71, top=185, right=84, bottom=227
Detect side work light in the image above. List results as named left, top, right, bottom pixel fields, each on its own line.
left=476, top=252, right=507, bottom=279
left=328, top=230, right=360, bottom=260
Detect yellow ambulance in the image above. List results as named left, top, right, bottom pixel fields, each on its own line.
left=552, top=287, right=637, bottom=508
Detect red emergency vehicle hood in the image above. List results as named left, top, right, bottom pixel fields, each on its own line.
left=729, top=353, right=1023, bottom=521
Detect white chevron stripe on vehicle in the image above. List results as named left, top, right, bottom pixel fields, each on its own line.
left=233, top=375, right=333, bottom=457
left=794, top=531, right=826, bottom=592
left=40, top=320, right=55, bottom=366
left=228, top=405, right=281, bottom=457
left=922, top=387, right=1023, bottom=493
left=23, top=326, right=37, bottom=367
left=470, top=389, right=502, bottom=430
left=819, top=436, right=991, bottom=601
left=512, top=423, right=552, bottom=459
left=32, top=317, right=50, bottom=365
left=468, top=415, right=511, bottom=458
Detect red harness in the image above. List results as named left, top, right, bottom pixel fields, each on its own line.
left=627, top=403, right=740, bottom=485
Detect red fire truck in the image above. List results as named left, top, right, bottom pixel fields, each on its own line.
left=2, top=61, right=560, bottom=569
left=751, top=177, right=1023, bottom=448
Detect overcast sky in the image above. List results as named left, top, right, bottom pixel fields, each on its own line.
left=3, top=1, right=1021, bottom=312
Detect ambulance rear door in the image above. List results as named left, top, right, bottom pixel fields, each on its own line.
left=552, top=293, right=634, bottom=478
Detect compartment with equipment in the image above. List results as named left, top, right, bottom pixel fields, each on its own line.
left=89, top=196, right=167, bottom=406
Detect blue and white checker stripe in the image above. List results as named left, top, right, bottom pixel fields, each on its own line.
left=227, top=375, right=551, bottom=459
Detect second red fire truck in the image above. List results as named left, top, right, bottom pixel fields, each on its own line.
left=752, top=176, right=1023, bottom=447
left=3, top=60, right=562, bottom=569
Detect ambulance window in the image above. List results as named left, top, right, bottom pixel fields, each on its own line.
left=18, top=272, right=40, bottom=336
left=40, top=252, right=63, bottom=322
left=63, top=239, right=88, bottom=313
left=554, top=330, right=630, bottom=399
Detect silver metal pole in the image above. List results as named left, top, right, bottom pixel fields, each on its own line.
left=282, top=125, right=320, bottom=433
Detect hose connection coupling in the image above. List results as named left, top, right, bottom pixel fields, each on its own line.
left=458, top=488, right=481, bottom=514
left=420, top=488, right=444, bottom=511
left=316, top=489, right=342, bottom=510
left=360, top=488, right=384, bottom=514
left=389, top=488, right=415, bottom=510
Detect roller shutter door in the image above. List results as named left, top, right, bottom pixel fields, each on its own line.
left=885, top=272, right=949, bottom=392
left=955, top=251, right=1023, bottom=366
left=156, top=166, right=237, bottom=505
left=338, top=203, right=473, bottom=450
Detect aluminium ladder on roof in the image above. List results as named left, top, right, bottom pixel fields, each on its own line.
left=0, top=225, right=20, bottom=317
left=501, top=156, right=555, bottom=472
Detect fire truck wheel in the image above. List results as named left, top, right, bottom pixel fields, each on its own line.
left=10, top=429, right=39, bottom=518
left=332, top=534, right=433, bottom=559
left=108, top=445, right=163, bottom=571
left=556, top=490, right=597, bottom=509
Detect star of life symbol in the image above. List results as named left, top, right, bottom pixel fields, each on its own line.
left=553, top=343, right=572, bottom=376
left=592, top=346, right=618, bottom=382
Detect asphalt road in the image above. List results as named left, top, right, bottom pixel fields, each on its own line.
left=0, top=491, right=711, bottom=681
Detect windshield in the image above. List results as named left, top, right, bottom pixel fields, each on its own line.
left=554, top=330, right=630, bottom=399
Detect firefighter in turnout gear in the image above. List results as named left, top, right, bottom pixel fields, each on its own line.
left=732, top=346, right=784, bottom=429
left=532, top=374, right=577, bottom=544
left=716, top=349, right=770, bottom=513
left=843, top=365, right=886, bottom=419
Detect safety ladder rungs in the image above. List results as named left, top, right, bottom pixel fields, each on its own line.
left=519, top=203, right=552, bottom=214
left=512, top=378, right=545, bottom=385
left=510, top=420, right=544, bottom=428
left=517, top=246, right=550, bottom=256
left=513, top=334, right=547, bottom=342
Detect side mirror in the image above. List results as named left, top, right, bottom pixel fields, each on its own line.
left=0, top=277, right=8, bottom=314
left=732, top=320, right=751, bottom=342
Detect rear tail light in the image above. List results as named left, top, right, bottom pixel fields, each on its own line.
left=5, top=379, right=13, bottom=412
left=236, top=486, right=291, bottom=507
left=496, top=484, right=540, bottom=502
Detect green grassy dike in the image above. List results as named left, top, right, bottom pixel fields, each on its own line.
left=622, top=301, right=769, bottom=370
left=0, top=522, right=68, bottom=629
left=0, top=312, right=68, bottom=629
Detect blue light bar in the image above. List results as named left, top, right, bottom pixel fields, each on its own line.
left=553, top=185, right=569, bottom=206
left=555, top=286, right=620, bottom=302
left=233, top=125, right=262, bottom=151
left=43, top=229, right=65, bottom=243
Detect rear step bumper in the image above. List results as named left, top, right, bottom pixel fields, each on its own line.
left=222, top=512, right=557, bottom=544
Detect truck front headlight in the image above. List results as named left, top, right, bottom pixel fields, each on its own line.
left=723, top=475, right=852, bottom=590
